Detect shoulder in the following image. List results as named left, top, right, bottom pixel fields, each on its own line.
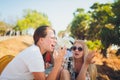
left=17, top=44, right=42, bottom=60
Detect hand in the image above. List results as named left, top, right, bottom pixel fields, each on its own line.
left=53, top=47, right=67, bottom=66
left=84, top=50, right=96, bottom=65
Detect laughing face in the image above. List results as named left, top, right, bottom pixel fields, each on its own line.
left=42, top=28, right=57, bottom=52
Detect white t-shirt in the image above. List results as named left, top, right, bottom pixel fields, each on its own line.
left=0, top=44, right=45, bottom=80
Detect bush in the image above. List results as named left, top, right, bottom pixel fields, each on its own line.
left=86, top=40, right=103, bottom=51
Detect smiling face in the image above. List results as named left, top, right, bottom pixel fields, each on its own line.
left=39, top=28, right=57, bottom=54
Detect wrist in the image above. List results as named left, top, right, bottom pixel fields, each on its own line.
left=83, top=63, right=89, bottom=69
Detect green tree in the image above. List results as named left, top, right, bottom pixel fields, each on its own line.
left=70, top=8, right=92, bottom=39
left=111, top=0, right=120, bottom=45
left=90, top=2, right=119, bottom=56
left=100, top=0, right=120, bottom=50
left=88, top=3, right=115, bottom=40
left=100, top=25, right=117, bottom=48
left=14, top=9, right=51, bottom=31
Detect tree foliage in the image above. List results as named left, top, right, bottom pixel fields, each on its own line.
left=70, top=8, right=92, bottom=39
left=86, top=40, right=103, bottom=50
left=100, top=0, right=120, bottom=49
left=70, top=1, right=119, bottom=46
left=112, top=0, right=120, bottom=45
left=69, top=1, right=119, bottom=56
left=88, top=3, right=115, bottom=40
left=14, top=9, right=51, bottom=31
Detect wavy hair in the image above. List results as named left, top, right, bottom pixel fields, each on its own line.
left=73, top=40, right=97, bottom=80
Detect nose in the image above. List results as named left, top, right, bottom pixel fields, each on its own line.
left=75, top=49, right=79, bottom=51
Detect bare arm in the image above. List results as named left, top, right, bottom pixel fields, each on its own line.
left=32, top=65, right=61, bottom=80
left=33, top=47, right=66, bottom=80
left=76, top=51, right=96, bottom=80
left=32, top=72, right=46, bottom=80
left=76, top=63, right=89, bottom=80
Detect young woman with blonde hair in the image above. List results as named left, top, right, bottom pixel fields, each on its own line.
left=60, top=40, right=97, bottom=80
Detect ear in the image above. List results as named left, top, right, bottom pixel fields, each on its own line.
left=37, top=38, right=44, bottom=44
left=39, top=38, right=44, bottom=42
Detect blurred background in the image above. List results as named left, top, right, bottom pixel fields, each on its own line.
left=0, top=0, right=120, bottom=80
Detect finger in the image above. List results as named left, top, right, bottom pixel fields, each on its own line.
left=53, top=50, right=58, bottom=58
left=59, top=47, right=67, bottom=55
left=91, top=60, right=96, bottom=64
left=91, top=53, right=95, bottom=58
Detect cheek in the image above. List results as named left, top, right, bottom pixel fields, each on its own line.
left=79, top=51, right=84, bottom=56
left=79, top=53, right=84, bottom=57
left=45, top=38, right=51, bottom=44
left=45, top=41, right=51, bottom=48
left=43, top=39, right=51, bottom=48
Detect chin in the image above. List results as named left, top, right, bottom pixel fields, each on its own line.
left=50, top=49, right=54, bottom=52
left=75, top=56, right=81, bottom=59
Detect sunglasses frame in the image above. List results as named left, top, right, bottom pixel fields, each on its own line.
left=71, top=46, right=83, bottom=51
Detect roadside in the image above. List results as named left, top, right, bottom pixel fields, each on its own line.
left=0, top=35, right=33, bottom=58
left=0, top=36, right=16, bottom=41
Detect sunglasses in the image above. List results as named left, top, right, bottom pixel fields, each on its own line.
left=71, top=46, right=83, bottom=51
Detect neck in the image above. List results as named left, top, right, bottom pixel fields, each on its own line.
left=74, top=58, right=83, bottom=63
left=74, top=58, right=83, bottom=73
left=37, top=44, right=46, bottom=55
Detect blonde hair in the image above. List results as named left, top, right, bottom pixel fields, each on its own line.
left=88, top=64, right=97, bottom=80
left=73, top=40, right=97, bottom=80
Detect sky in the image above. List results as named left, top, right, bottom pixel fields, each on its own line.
left=0, top=0, right=114, bottom=34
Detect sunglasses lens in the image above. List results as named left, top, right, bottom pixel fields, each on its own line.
left=71, top=46, right=83, bottom=51
left=78, top=47, right=82, bottom=51
left=73, top=46, right=77, bottom=51
left=71, top=46, right=76, bottom=51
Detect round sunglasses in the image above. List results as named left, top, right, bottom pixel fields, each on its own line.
left=71, top=46, right=83, bottom=51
